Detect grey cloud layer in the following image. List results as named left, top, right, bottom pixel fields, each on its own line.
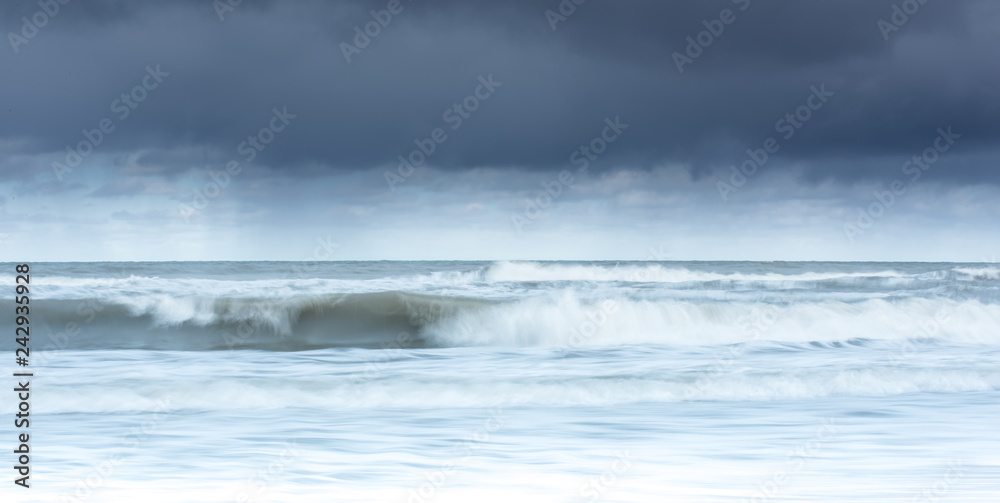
left=1, top=0, right=998, bottom=183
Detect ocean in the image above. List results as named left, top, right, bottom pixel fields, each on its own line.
left=1, top=261, right=998, bottom=502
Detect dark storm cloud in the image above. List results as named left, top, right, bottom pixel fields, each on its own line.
left=1, top=0, right=998, bottom=183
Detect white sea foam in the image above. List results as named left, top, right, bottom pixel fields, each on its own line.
left=953, top=267, right=1000, bottom=280
left=9, top=261, right=1000, bottom=503
left=4, top=261, right=998, bottom=351
left=26, top=365, right=999, bottom=413
left=423, top=293, right=1000, bottom=347
left=484, top=261, right=907, bottom=284
left=8, top=290, right=1000, bottom=350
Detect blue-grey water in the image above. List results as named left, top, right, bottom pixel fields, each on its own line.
left=1, top=261, right=998, bottom=502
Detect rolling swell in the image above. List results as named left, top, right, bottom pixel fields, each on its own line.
left=4, top=292, right=489, bottom=351
left=4, top=290, right=1000, bottom=351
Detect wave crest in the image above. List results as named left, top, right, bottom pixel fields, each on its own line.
left=7, top=291, right=1000, bottom=351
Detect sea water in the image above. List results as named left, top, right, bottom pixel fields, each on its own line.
left=0, top=261, right=998, bottom=502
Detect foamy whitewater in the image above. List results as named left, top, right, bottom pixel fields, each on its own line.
left=1, top=261, right=998, bottom=502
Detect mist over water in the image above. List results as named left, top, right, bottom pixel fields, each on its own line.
left=3, top=261, right=999, bottom=502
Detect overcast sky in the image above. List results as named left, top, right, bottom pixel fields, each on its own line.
left=1, top=0, right=998, bottom=261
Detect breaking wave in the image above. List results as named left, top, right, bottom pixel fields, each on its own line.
left=7, top=291, right=1000, bottom=351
